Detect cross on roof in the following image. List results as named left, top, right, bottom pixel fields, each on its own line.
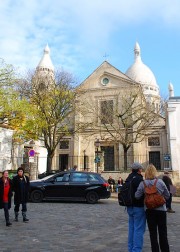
left=103, top=53, right=109, bottom=61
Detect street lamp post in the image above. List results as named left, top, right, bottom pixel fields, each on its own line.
left=83, top=150, right=86, bottom=170
left=29, top=140, right=36, bottom=180
left=94, top=139, right=100, bottom=173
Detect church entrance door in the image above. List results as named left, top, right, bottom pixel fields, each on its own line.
left=101, top=146, right=114, bottom=171
left=149, top=151, right=161, bottom=170
left=59, top=154, right=69, bottom=171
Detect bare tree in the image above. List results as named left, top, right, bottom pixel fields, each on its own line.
left=76, top=85, right=165, bottom=170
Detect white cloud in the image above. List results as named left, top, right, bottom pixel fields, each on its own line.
left=0, top=0, right=180, bottom=82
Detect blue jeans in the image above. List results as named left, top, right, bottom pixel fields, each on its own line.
left=127, top=207, right=146, bottom=252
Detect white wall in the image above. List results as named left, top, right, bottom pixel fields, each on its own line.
left=0, top=127, right=14, bottom=171
left=36, top=145, right=47, bottom=174
left=167, top=97, right=180, bottom=175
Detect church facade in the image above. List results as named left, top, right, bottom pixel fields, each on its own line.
left=0, top=43, right=178, bottom=181
left=46, top=43, right=169, bottom=174
left=28, top=43, right=170, bottom=179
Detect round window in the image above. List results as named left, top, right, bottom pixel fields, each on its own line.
left=102, top=77, right=109, bottom=85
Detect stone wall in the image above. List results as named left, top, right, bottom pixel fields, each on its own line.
left=101, top=170, right=180, bottom=196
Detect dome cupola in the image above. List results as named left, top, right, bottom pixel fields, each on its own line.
left=36, top=44, right=54, bottom=73
left=34, top=45, right=55, bottom=90
left=125, top=42, right=159, bottom=97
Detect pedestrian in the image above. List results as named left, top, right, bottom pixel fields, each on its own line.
left=70, top=165, right=78, bottom=171
left=116, top=176, right=124, bottom=193
left=0, top=170, right=13, bottom=226
left=135, top=164, right=170, bottom=252
left=162, top=171, right=176, bottom=213
left=108, top=176, right=115, bottom=193
left=13, top=167, right=30, bottom=222
left=126, top=162, right=146, bottom=252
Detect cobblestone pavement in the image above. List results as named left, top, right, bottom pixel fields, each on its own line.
left=0, top=198, right=179, bottom=252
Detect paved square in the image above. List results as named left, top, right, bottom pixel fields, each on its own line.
left=0, top=198, right=179, bottom=252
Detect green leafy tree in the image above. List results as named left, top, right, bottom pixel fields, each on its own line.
left=17, top=70, right=77, bottom=173
left=0, top=59, right=19, bottom=124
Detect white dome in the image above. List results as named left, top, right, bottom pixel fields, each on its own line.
left=126, top=43, right=159, bottom=96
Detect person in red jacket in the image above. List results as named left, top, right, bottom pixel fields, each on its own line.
left=0, top=170, right=13, bottom=226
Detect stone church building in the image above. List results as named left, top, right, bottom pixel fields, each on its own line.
left=1, top=43, right=179, bottom=182
left=35, top=42, right=168, bottom=174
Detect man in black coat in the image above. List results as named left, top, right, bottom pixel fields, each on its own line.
left=12, top=167, right=30, bottom=222
left=126, top=162, right=146, bottom=252
left=108, top=176, right=116, bottom=192
left=162, top=171, right=175, bottom=213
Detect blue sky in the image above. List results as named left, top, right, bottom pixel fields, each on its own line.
left=0, top=0, right=180, bottom=96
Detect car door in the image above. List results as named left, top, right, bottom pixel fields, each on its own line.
left=68, top=172, right=89, bottom=198
left=44, top=172, right=71, bottom=198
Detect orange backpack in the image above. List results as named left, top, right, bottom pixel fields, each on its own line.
left=143, top=179, right=166, bottom=209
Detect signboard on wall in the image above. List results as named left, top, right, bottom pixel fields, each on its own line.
left=164, top=154, right=171, bottom=161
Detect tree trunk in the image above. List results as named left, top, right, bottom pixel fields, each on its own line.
left=46, top=153, right=54, bottom=173
left=124, top=149, right=128, bottom=171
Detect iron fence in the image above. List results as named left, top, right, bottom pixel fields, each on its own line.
left=0, top=153, right=171, bottom=172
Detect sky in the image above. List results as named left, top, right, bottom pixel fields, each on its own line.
left=0, top=0, right=180, bottom=97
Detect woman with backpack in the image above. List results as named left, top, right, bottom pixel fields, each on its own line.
left=135, top=164, right=170, bottom=252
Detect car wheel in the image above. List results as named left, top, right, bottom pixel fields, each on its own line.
left=31, top=190, right=43, bottom=203
left=86, top=191, right=99, bottom=204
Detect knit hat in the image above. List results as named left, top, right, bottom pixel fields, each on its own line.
left=131, top=162, right=143, bottom=170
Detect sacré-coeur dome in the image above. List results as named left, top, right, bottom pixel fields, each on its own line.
left=125, top=42, right=159, bottom=97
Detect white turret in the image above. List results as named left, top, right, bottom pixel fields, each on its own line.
left=36, top=44, right=54, bottom=73
left=169, top=82, right=174, bottom=98
left=33, top=45, right=55, bottom=91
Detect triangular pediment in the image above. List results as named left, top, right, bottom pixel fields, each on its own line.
left=77, top=61, right=135, bottom=91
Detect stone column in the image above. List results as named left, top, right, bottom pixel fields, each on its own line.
left=29, top=155, right=38, bottom=181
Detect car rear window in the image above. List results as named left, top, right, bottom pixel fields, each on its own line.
left=88, top=174, right=100, bottom=182
left=71, top=173, right=88, bottom=182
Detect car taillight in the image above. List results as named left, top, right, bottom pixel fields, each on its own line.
left=103, top=183, right=109, bottom=187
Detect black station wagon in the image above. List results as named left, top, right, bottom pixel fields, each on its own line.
left=29, top=171, right=111, bottom=204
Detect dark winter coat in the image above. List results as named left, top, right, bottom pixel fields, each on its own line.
left=126, top=171, right=144, bottom=207
left=0, top=177, right=13, bottom=209
left=108, top=178, right=115, bottom=185
left=12, top=175, right=30, bottom=204
left=162, top=175, right=172, bottom=192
